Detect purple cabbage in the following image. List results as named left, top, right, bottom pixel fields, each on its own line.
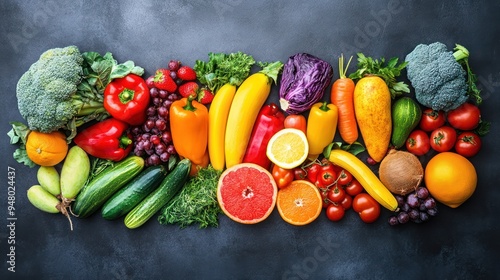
left=279, top=53, right=333, bottom=114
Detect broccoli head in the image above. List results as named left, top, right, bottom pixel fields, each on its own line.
left=405, top=42, right=470, bottom=111
left=16, top=46, right=108, bottom=137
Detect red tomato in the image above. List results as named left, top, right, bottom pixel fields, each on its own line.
left=316, top=159, right=336, bottom=188
left=293, top=167, right=307, bottom=180
left=430, top=126, right=457, bottom=152
left=352, top=193, right=380, bottom=223
left=305, top=162, right=321, bottom=184
left=326, top=204, right=345, bottom=222
left=271, top=164, right=294, bottom=189
left=321, top=190, right=330, bottom=208
left=340, top=194, right=353, bottom=210
left=284, top=114, right=307, bottom=134
left=447, top=102, right=481, bottom=131
left=420, top=109, right=446, bottom=132
left=337, top=169, right=353, bottom=186
left=345, top=179, right=363, bottom=197
left=405, top=129, right=430, bottom=156
left=455, top=131, right=482, bottom=157
left=327, top=186, right=345, bottom=204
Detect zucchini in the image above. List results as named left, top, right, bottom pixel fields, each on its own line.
left=101, top=165, right=168, bottom=220
left=391, top=97, right=422, bottom=148
left=72, top=156, right=144, bottom=218
left=124, top=159, right=190, bottom=229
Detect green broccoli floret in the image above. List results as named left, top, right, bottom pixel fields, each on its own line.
left=405, top=42, right=479, bottom=111
left=16, top=46, right=108, bottom=136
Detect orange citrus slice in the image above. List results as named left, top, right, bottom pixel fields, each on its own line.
left=276, top=180, right=322, bottom=226
left=266, top=128, right=308, bottom=169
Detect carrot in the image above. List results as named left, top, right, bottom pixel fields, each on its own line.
left=330, top=54, right=358, bottom=144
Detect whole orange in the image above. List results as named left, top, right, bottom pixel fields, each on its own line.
left=26, top=131, right=68, bottom=166
left=424, top=152, right=477, bottom=208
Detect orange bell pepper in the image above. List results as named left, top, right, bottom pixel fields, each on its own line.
left=169, top=96, right=209, bottom=165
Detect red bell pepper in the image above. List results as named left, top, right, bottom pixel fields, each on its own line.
left=104, top=74, right=150, bottom=126
left=242, top=103, right=285, bottom=170
left=74, top=118, right=133, bottom=161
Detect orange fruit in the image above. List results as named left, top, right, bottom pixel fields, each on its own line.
left=26, top=130, right=68, bottom=166
left=276, top=180, right=322, bottom=226
left=424, top=152, right=477, bottom=208
left=217, top=163, right=277, bottom=224
left=266, top=128, right=309, bottom=169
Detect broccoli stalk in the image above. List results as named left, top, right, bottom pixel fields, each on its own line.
left=453, top=44, right=482, bottom=105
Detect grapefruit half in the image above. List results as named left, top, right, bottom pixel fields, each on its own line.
left=217, top=163, right=278, bottom=224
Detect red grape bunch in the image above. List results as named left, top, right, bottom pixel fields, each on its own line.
left=130, top=60, right=197, bottom=166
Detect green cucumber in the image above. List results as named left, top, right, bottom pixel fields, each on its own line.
left=72, top=156, right=144, bottom=218
left=124, top=159, right=190, bottom=229
left=101, top=165, right=168, bottom=220
left=391, top=97, right=422, bottom=148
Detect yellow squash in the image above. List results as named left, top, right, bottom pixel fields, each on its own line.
left=353, top=76, right=392, bottom=162
left=224, top=62, right=283, bottom=168
left=306, top=102, right=338, bottom=158
left=208, top=84, right=237, bottom=171
left=328, top=149, right=398, bottom=211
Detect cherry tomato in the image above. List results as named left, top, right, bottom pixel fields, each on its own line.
left=315, top=159, right=336, bottom=188
left=345, top=179, right=363, bottom=197
left=284, top=114, right=307, bottom=134
left=455, top=131, right=482, bottom=157
left=352, top=193, right=380, bottom=223
left=321, top=190, right=331, bottom=208
left=419, top=109, right=446, bottom=132
left=447, top=102, right=481, bottom=131
left=305, top=162, right=321, bottom=184
left=340, top=194, right=353, bottom=210
left=293, top=167, right=307, bottom=180
left=430, top=126, right=457, bottom=152
left=271, top=164, right=294, bottom=189
left=405, top=129, right=430, bottom=156
left=327, top=186, right=345, bottom=204
left=337, top=169, right=353, bottom=186
left=326, top=204, right=345, bottom=222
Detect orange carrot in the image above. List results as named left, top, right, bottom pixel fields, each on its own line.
left=330, top=54, right=358, bottom=144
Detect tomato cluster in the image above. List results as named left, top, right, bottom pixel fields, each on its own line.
left=296, top=158, right=380, bottom=223
left=406, top=102, right=485, bottom=158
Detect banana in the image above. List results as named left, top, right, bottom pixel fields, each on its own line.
left=328, top=149, right=398, bottom=211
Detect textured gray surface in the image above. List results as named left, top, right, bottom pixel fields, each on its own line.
left=1, top=1, right=500, bottom=279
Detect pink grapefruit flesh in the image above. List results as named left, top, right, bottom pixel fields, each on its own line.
left=217, top=163, right=277, bottom=224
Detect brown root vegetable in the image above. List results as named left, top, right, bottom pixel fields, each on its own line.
left=379, top=150, right=424, bottom=195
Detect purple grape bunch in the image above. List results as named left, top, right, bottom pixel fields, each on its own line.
left=388, top=186, right=438, bottom=226
left=129, top=61, right=183, bottom=166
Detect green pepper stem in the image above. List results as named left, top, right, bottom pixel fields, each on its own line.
left=183, top=95, right=197, bottom=111
left=120, top=134, right=133, bottom=148
left=119, top=88, right=135, bottom=104
left=320, top=101, right=330, bottom=112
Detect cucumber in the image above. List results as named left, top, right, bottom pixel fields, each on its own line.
left=391, top=97, right=422, bottom=148
left=124, top=158, right=190, bottom=229
left=101, top=165, right=168, bottom=220
left=72, top=156, right=144, bottom=218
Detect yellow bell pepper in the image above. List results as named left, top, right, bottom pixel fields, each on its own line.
left=306, top=102, right=338, bottom=158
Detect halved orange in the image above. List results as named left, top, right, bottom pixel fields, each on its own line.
left=217, top=163, right=277, bottom=224
left=266, top=128, right=308, bottom=169
left=276, top=180, right=322, bottom=226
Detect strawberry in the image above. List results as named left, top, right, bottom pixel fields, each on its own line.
left=177, top=66, right=197, bottom=81
left=197, top=88, right=214, bottom=104
left=178, top=81, right=199, bottom=98
left=154, top=69, right=177, bottom=92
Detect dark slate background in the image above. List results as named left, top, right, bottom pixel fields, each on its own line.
left=1, top=1, right=500, bottom=279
